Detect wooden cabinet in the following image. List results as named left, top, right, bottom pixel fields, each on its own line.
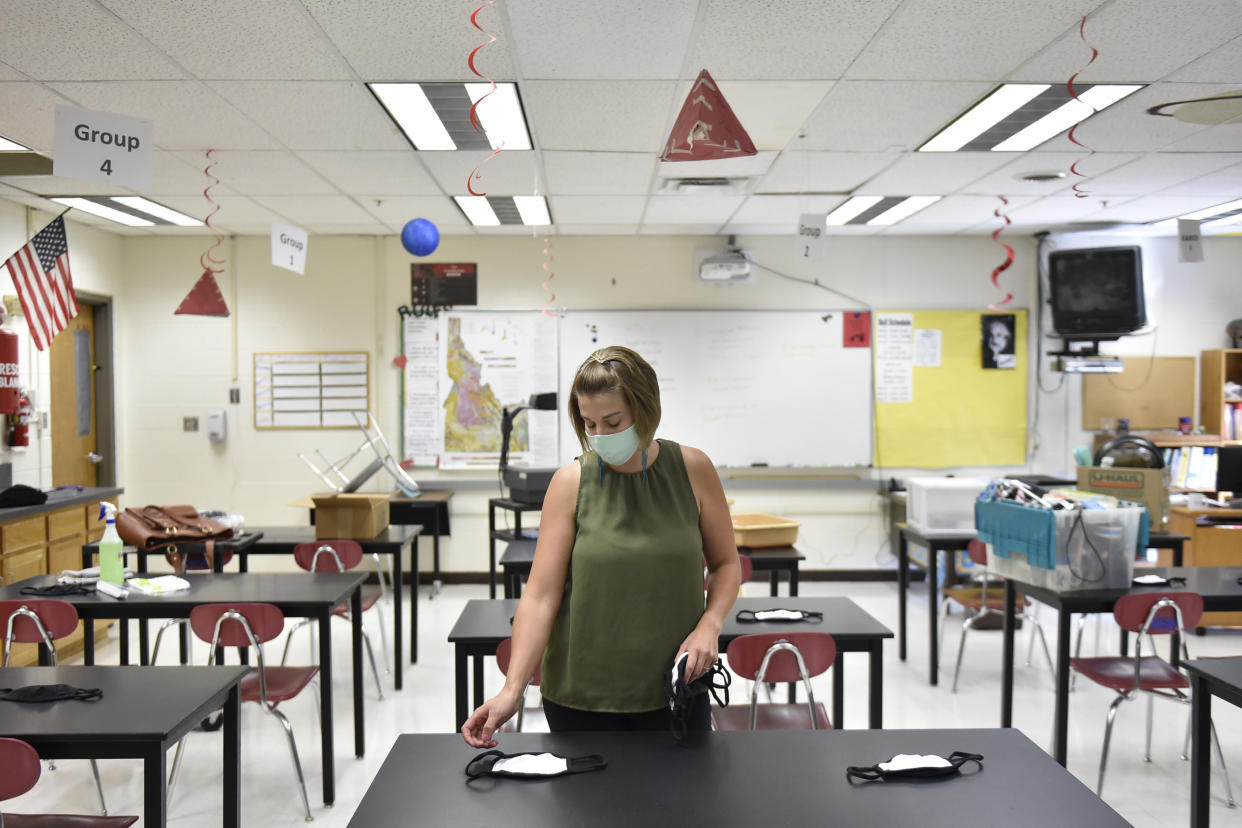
left=1167, top=506, right=1242, bottom=627
left=1201, top=348, right=1242, bottom=442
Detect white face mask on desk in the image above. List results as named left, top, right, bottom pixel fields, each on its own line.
left=590, top=425, right=639, bottom=466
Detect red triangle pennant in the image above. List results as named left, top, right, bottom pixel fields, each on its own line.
left=175, top=270, right=230, bottom=317
left=660, top=69, right=757, bottom=162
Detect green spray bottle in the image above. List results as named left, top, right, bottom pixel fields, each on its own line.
left=98, top=502, right=124, bottom=586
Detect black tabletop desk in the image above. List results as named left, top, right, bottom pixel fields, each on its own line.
left=348, top=729, right=1128, bottom=828
left=740, top=545, right=805, bottom=596
left=488, top=497, right=542, bottom=599
left=1186, top=657, right=1242, bottom=828
left=896, top=523, right=976, bottom=685
left=999, top=566, right=1242, bottom=768
left=0, top=665, right=246, bottom=827
left=244, top=525, right=422, bottom=682
left=0, top=571, right=366, bottom=807
left=448, top=596, right=891, bottom=731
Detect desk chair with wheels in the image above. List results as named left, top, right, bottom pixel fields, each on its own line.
left=939, top=540, right=1054, bottom=692
left=0, top=737, right=137, bottom=827
left=712, top=632, right=834, bottom=730
left=1070, top=591, right=1236, bottom=804
left=280, top=541, right=387, bottom=700
left=1, top=600, right=109, bottom=816
left=168, top=603, right=320, bottom=822
left=494, top=638, right=542, bottom=732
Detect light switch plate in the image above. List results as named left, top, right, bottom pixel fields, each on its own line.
left=183, top=416, right=199, bottom=432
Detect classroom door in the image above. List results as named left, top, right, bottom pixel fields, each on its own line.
left=49, top=308, right=98, bottom=487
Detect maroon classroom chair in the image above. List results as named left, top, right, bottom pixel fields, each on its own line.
left=0, top=737, right=137, bottom=827
left=713, top=631, right=835, bottom=731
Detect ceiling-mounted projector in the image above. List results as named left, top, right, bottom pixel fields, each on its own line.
left=696, top=236, right=753, bottom=284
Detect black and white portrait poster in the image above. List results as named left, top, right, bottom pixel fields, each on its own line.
left=982, top=313, right=1015, bottom=370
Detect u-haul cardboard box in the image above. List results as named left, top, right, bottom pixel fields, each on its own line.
left=1076, top=466, right=1169, bottom=530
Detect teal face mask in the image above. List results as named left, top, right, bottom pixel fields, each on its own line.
left=590, top=424, right=640, bottom=466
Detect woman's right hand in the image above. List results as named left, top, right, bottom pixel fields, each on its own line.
left=461, top=690, right=521, bottom=748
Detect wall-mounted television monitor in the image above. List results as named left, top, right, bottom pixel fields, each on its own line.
left=1048, top=246, right=1146, bottom=337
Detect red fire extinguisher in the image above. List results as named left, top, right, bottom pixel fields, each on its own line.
left=8, top=390, right=31, bottom=448
left=0, top=321, right=18, bottom=415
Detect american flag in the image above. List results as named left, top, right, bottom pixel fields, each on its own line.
left=3, top=215, right=79, bottom=351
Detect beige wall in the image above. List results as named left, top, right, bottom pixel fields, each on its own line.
left=3, top=208, right=1241, bottom=573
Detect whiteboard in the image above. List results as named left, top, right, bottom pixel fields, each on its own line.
left=558, top=310, right=872, bottom=467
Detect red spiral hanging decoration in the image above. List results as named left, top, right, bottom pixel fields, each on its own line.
left=466, top=1, right=503, bottom=197
left=1066, top=15, right=1099, bottom=199
left=539, top=236, right=557, bottom=317
left=200, top=149, right=225, bottom=274
left=988, top=196, right=1014, bottom=309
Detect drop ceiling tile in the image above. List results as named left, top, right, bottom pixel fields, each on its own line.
left=306, top=224, right=389, bottom=235
left=354, top=195, right=471, bottom=227
left=800, top=81, right=993, bottom=152
left=49, top=82, right=280, bottom=151
left=758, top=151, right=898, bottom=194
left=548, top=195, right=646, bottom=224
left=302, top=0, right=516, bottom=81
left=1159, top=161, right=1242, bottom=196
left=846, top=0, right=1099, bottom=81
left=1080, top=153, right=1242, bottom=195
left=0, top=174, right=130, bottom=197
left=1161, top=122, right=1242, bottom=152
left=692, top=0, right=901, bottom=79
left=150, top=151, right=239, bottom=196
left=297, top=152, right=442, bottom=195
left=730, top=195, right=848, bottom=225
left=1168, top=38, right=1242, bottom=82
left=643, top=196, right=743, bottom=224
left=506, top=0, right=696, bottom=79
left=664, top=81, right=832, bottom=151
left=100, top=0, right=353, bottom=80
left=1011, top=0, right=1242, bottom=83
left=523, top=81, right=677, bottom=152
left=891, top=194, right=1038, bottom=227
left=638, top=223, right=722, bottom=235
left=556, top=224, right=640, bottom=234
left=1032, top=84, right=1229, bottom=153
left=210, top=82, right=408, bottom=151
left=962, top=151, right=1140, bottom=196
left=0, top=62, right=26, bottom=82
left=544, top=152, right=656, bottom=195
left=420, top=150, right=539, bottom=195
left=0, top=0, right=185, bottom=80
left=150, top=194, right=290, bottom=226
left=859, top=153, right=1012, bottom=196
left=1004, top=194, right=1125, bottom=228
left=0, top=82, right=76, bottom=152
left=171, top=151, right=335, bottom=196
left=251, top=194, right=376, bottom=224
left=657, top=151, right=777, bottom=180
left=719, top=223, right=805, bottom=236
left=1090, top=195, right=1231, bottom=224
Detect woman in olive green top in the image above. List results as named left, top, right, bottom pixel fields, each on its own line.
left=462, top=346, right=743, bottom=745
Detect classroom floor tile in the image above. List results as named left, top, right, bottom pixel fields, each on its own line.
left=5, top=579, right=1239, bottom=826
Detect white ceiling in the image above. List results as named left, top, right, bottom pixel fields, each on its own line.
left=0, top=0, right=1239, bottom=237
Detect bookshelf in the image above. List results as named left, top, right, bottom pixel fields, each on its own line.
left=1201, top=348, right=1242, bottom=442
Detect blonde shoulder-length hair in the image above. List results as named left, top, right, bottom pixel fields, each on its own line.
left=567, top=346, right=661, bottom=452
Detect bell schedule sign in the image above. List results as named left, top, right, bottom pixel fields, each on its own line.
left=53, top=105, right=153, bottom=191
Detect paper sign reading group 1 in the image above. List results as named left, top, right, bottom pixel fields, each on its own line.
left=271, top=223, right=309, bottom=274
left=53, top=105, right=153, bottom=191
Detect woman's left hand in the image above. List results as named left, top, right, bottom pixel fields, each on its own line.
left=676, top=622, right=720, bottom=682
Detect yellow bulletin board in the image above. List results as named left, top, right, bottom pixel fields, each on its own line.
left=874, top=309, right=1027, bottom=467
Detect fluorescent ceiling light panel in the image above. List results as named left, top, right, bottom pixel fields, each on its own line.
left=369, top=83, right=457, bottom=150
left=465, top=83, right=532, bottom=150
left=513, top=195, right=550, bottom=226
left=0, top=136, right=30, bottom=151
left=1182, top=198, right=1242, bottom=221
left=825, top=195, right=884, bottom=226
left=111, top=196, right=203, bottom=226
left=454, top=195, right=501, bottom=226
left=866, top=195, right=942, bottom=226
left=919, top=85, right=1048, bottom=152
left=52, top=197, right=154, bottom=227
left=991, top=84, right=1143, bottom=152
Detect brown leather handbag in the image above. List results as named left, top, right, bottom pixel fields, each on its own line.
left=115, top=505, right=234, bottom=572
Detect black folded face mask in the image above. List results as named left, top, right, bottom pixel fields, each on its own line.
left=465, top=750, right=606, bottom=780
left=21, top=583, right=96, bottom=596
left=847, top=751, right=983, bottom=783
left=736, top=608, right=823, bottom=624
left=665, top=652, right=731, bottom=742
left=0, top=684, right=103, bottom=703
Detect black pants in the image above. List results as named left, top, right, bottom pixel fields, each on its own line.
left=544, top=693, right=711, bottom=733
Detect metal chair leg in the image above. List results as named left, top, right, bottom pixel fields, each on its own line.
left=1097, top=694, right=1126, bottom=796
left=1071, top=614, right=1086, bottom=691
left=167, top=736, right=187, bottom=802
left=266, top=706, right=314, bottom=822
left=1026, top=617, right=1055, bottom=682
left=937, top=596, right=952, bottom=661
left=373, top=605, right=391, bottom=675
left=360, top=625, right=385, bottom=701
left=951, top=614, right=972, bottom=693
left=89, top=759, right=108, bottom=815
left=280, top=618, right=314, bottom=666
left=151, top=618, right=189, bottom=664
left=1210, top=721, right=1238, bottom=808
left=1144, top=694, right=1155, bottom=762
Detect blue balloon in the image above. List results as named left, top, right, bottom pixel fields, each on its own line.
left=401, top=218, right=440, bottom=257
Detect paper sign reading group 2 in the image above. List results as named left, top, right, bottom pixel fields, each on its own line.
left=271, top=223, right=309, bottom=274
left=53, top=105, right=153, bottom=191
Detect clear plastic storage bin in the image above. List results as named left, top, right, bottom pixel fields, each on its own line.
left=906, top=477, right=990, bottom=536
left=976, top=498, right=1148, bottom=591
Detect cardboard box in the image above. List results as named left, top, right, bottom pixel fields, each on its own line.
left=310, top=493, right=391, bottom=540
left=1076, top=466, right=1169, bottom=530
